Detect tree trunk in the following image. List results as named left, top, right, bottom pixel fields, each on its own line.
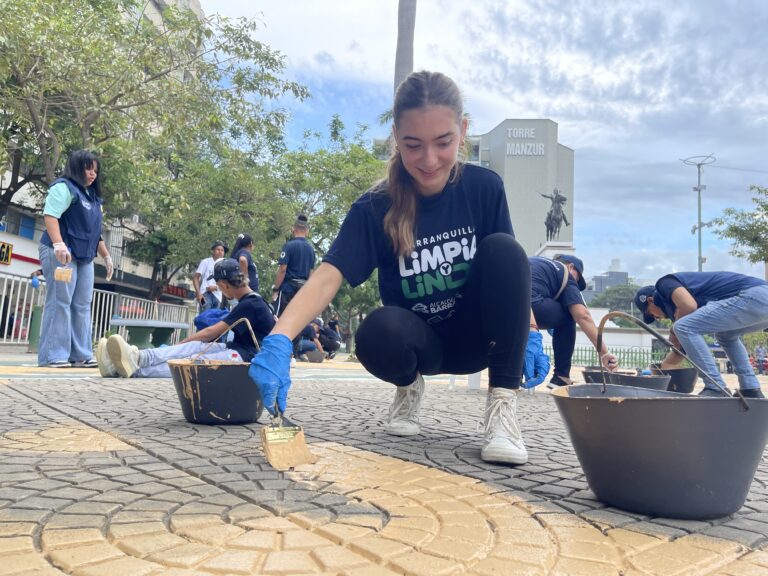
left=393, top=0, right=417, bottom=94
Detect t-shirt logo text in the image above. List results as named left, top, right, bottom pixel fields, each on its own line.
left=398, top=234, right=477, bottom=299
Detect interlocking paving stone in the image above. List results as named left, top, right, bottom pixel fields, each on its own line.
left=0, top=375, right=766, bottom=574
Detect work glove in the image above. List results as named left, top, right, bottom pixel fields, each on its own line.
left=522, top=330, right=551, bottom=389
left=53, top=242, right=71, bottom=265
left=248, top=334, right=293, bottom=416
left=103, top=255, right=114, bottom=281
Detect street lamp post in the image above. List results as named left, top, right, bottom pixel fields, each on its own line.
left=682, top=154, right=716, bottom=271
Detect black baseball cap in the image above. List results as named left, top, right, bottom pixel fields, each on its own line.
left=634, top=285, right=656, bottom=324
left=556, top=254, right=586, bottom=291
left=213, top=258, right=243, bottom=283
left=210, top=240, right=229, bottom=253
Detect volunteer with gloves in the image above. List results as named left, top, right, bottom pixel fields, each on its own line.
left=522, top=324, right=551, bottom=389
left=251, top=71, right=533, bottom=466
left=529, top=254, right=618, bottom=389
left=38, top=150, right=113, bottom=368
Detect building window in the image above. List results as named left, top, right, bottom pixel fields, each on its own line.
left=19, top=215, right=35, bottom=240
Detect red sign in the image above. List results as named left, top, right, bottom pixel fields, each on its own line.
left=164, top=284, right=191, bottom=298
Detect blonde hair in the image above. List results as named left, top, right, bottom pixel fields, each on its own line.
left=383, top=71, right=464, bottom=257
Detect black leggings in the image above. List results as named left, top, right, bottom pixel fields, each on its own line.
left=355, top=234, right=530, bottom=389
left=531, top=299, right=575, bottom=380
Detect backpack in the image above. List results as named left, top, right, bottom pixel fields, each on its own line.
left=193, top=308, right=229, bottom=331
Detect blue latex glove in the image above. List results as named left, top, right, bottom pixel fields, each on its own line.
left=248, top=334, right=293, bottom=416
left=522, top=330, right=551, bottom=389
left=30, top=276, right=40, bottom=289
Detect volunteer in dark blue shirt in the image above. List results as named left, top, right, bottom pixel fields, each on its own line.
left=530, top=255, right=618, bottom=388
left=635, top=271, right=768, bottom=398
left=249, top=71, right=532, bottom=466
left=100, top=259, right=275, bottom=378
left=273, top=214, right=316, bottom=316
left=38, top=150, right=114, bottom=368
left=232, top=233, right=259, bottom=292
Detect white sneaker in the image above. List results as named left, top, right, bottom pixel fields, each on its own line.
left=106, top=335, right=140, bottom=378
left=384, top=374, right=425, bottom=436
left=96, top=338, right=117, bottom=377
left=481, top=387, right=528, bottom=465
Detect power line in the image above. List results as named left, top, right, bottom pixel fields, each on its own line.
left=708, top=164, right=768, bottom=175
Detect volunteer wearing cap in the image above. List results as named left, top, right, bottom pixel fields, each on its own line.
left=193, top=241, right=227, bottom=311
left=634, top=271, right=768, bottom=398
left=99, top=259, right=275, bottom=378
left=273, top=215, right=316, bottom=316
left=530, top=254, right=618, bottom=388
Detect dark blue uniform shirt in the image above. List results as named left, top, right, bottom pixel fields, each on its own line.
left=324, top=164, right=513, bottom=325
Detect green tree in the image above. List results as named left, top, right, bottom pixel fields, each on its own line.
left=589, top=284, right=642, bottom=327
left=270, top=115, right=386, bottom=256
left=714, top=185, right=768, bottom=263
left=0, top=0, right=308, bottom=220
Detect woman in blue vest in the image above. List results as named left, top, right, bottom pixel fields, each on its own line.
left=38, top=150, right=114, bottom=367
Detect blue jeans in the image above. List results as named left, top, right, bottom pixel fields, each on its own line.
left=673, top=285, right=768, bottom=391
left=37, top=244, right=95, bottom=365
left=200, top=291, right=220, bottom=311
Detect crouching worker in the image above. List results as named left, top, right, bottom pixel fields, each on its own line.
left=635, top=271, right=768, bottom=398
left=97, top=259, right=275, bottom=378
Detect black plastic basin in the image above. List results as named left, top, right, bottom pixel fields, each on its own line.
left=169, top=359, right=264, bottom=425
left=552, top=384, right=768, bottom=519
left=651, top=366, right=699, bottom=393
left=608, top=372, right=671, bottom=391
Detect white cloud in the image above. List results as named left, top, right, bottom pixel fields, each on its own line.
left=201, top=0, right=768, bottom=280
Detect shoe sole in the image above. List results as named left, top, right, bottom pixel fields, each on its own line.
left=106, top=337, right=136, bottom=378
left=383, top=424, right=421, bottom=436
left=480, top=447, right=528, bottom=465
left=96, top=339, right=115, bottom=377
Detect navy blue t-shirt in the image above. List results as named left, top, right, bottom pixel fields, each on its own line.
left=278, top=237, right=315, bottom=294
left=223, top=293, right=275, bottom=362
left=323, top=164, right=513, bottom=325
left=653, top=271, right=767, bottom=320
left=529, top=256, right=584, bottom=308
left=233, top=248, right=259, bottom=292
left=298, top=324, right=315, bottom=341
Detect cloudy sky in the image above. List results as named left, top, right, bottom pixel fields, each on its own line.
left=201, top=0, right=768, bottom=284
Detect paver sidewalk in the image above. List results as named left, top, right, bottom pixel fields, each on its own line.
left=0, top=351, right=766, bottom=575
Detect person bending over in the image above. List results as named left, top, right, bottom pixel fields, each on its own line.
left=635, top=271, right=768, bottom=398
left=529, top=254, right=618, bottom=388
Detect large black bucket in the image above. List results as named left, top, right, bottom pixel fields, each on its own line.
left=582, top=369, right=670, bottom=391
left=608, top=372, right=670, bottom=391
left=651, top=366, right=699, bottom=393
left=169, top=359, right=264, bottom=425
left=552, top=384, right=768, bottom=519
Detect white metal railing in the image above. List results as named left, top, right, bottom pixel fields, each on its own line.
left=0, top=270, right=195, bottom=347
left=0, top=272, right=47, bottom=344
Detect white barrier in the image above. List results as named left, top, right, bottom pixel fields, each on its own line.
left=0, top=270, right=194, bottom=347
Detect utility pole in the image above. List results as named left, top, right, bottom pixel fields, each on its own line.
left=682, top=154, right=716, bottom=271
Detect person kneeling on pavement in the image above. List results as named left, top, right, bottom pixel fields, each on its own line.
left=97, top=259, right=275, bottom=378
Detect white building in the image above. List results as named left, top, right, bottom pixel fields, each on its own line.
left=469, top=119, right=574, bottom=258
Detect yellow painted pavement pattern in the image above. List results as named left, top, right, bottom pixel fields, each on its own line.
left=0, top=421, right=765, bottom=575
